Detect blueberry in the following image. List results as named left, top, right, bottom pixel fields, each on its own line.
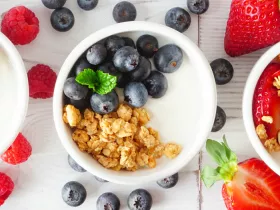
left=127, top=189, right=152, bottom=210
left=51, top=7, right=75, bottom=32
left=64, top=77, right=88, bottom=100
left=113, top=46, right=140, bottom=72
left=97, top=192, right=120, bottom=210
left=72, top=57, right=94, bottom=76
left=210, top=58, right=234, bottom=85
left=124, top=82, right=148, bottom=108
left=211, top=106, right=226, bottom=132
left=42, top=0, right=66, bottom=9
left=99, top=62, right=130, bottom=88
left=94, top=176, right=108, bottom=183
left=62, top=181, right=87, bottom=207
left=143, top=71, right=168, bottom=98
left=113, top=1, right=137, bottom=23
left=165, top=7, right=191, bottom=33
left=68, top=155, right=86, bottom=172
left=157, top=173, right=179, bottom=189
left=86, top=44, right=107, bottom=65
left=129, top=57, right=151, bottom=82
left=187, top=0, right=209, bottom=15
left=105, top=35, right=126, bottom=57
left=136, top=35, right=159, bottom=58
left=78, top=0, right=98, bottom=11
left=69, top=98, right=90, bottom=110
left=123, top=37, right=136, bottom=48
left=154, top=44, right=183, bottom=73
left=90, top=90, right=119, bottom=114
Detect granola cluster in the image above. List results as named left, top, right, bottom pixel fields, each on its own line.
left=63, top=104, right=181, bottom=171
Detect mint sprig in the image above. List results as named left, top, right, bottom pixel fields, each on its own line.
left=75, top=69, right=117, bottom=95
left=201, top=135, right=238, bottom=188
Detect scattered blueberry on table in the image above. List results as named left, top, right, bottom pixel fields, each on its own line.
left=212, top=106, right=227, bottom=132
left=187, top=0, right=209, bottom=14
left=50, top=7, right=75, bottom=32
left=41, top=0, right=66, bottom=9
left=97, top=192, right=120, bottom=210
left=157, top=173, right=179, bottom=189
left=94, top=176, right=109, bottom=183
left=61, top=181, right=87, bottom=207
left=68, top=155, right=87, bottom=172
left=78, top=0, right=99, bottom=11
left=210, top=58, right=234, bottom=85
left=113, top=1, right=137, bottom=23
left=127, top=189, right=153, bottom=210
left=165, top=7, right=191, bottom=33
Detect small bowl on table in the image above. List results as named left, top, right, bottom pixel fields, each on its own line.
left=53, top=21, right=217, bottom=184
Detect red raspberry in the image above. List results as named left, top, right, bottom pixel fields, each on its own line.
left=1, top=6, right=39, bottom=45
left=1, top=133, right=32, bottom=165
left=28, top=64, right=57, bottom=99
left=0, top=172, right=14, bottom=206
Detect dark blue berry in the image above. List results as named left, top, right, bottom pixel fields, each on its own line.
left=64, top=77, right=88, bottom=100
left=90, top=90, right=119, bottom=114
left=51, top=7, right=75, bottom=32
left=72, top=57, right=94, bottom=76
left=123, top=37, right=136, bottom=48
left=143, top=71, right=168, bottom=98
left=94, top=176, right=108, bottom=183
left=78, top=0, right=98, bottom=11
left=212, top=106, right=226, bottom=132
left=136, top=35, right=158, bottom=58
left=97, top=192, right=120, bottom=210
left=68, top=155, right=86, bottom=172
left=127, top=189, right=152, bottom=210
left=187, top=0, right=209, bottom=15
left=157, top=173, right=179, bottom=189
left=210, top=58, right=234, bottom=85
left=113, top=46, right=140, bottom=72
left=62, top=181, right=87, bottom=207
left=113, top=1, right=137, bottom=23
left=99, top=62, right=130, bottom=88
left=105, top=35, right=125, bottom=57
left=69, top=98, right=90, bottom=110
left=86, top=44, right=107, bottom=65
left=165, top=7, right=191, bottom=33
left=129, top=57, right=151, bottom=82
left=124, top=82, right=148, bottom=108
left=42, top=0, right=66, bottom=9
left=154, top=44, right=183, bottom=73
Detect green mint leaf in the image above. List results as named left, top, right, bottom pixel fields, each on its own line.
left=75, top=69, right=98, bottom=92
left=95, top=70, right=117, bottom=95
left=201, top=166, right=222, bottom=188
left=206, top=139, right=227, bottom=166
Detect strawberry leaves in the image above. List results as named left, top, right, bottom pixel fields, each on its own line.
left=201, top=136, right=238, bottom=188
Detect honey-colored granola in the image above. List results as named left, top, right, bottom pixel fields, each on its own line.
left=63, top=103, right=182, bottom=171
left=256, top=124, right=268, bottom=141
left=273, top=76, right=280, bottom=89
left=261, top=116, right=273, bottom=124
left=264, top=138, right=280, bottom=153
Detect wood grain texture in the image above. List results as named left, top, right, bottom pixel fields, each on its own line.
left=0, top=0, right=267, bottom=209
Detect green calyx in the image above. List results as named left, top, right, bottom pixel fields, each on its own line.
left=75, top=69, right=117, bottom=95
left=201, top=135, right=238, bottom=188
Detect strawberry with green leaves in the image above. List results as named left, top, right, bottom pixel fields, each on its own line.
left=202, top=136, right=280, bottom=209
left=224, top=0, right=280, bottom=57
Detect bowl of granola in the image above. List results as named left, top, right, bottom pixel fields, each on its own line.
left=0, top=32, right=29, bottom=154
left=243, top=42, right=280, bottom=175
left=53, top=21, right=217, bottom=184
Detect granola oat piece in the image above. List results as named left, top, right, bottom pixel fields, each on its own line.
left=138, top=126, right=158, bottom=148
left=87, top=139, right=107, bottom=155
left=72, top=129, right=89, bottom=143
left=100, top=118, right=116, bottom=135
left=63, top=105, right=82, bottom=127
left=84, top=109, right=95, bottom=122
left=261, top=116, right=273, bottom=124
left=148, top=157, right=156, bottom=168
left=273, top=76, right=280, bottom=89
left=129, top=116, right=138, bottom=126
left=256, top=124, right=268, bottom=140
left=96, top=155, right=119, bottom=168
left=103, top=112, right=118, bottom=119
left=164, top=143, right=181, bottom=159
left=136, top=151, right=149, bottom=167
left=119, top=141, right=138, bottom=170
left=99, top=132, right=116, bottom=142
left=264, top=138, right=280, bottom=152
left=95, top=113, right=102, bottom=121
left=133, top=108, right=150, bottom=125
left=152, top=144, right=165, bottom=158
left=117, top=104, right=132, bottom=121
left=77, top=119, right=98, bottom=135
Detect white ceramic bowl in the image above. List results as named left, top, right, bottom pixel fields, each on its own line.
left=243, top=42, right=280, bottom=175
left=53, top=21, right=217, bottom=184
left=0, top=32, right=29, bottom=154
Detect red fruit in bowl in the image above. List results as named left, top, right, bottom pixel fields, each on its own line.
left=224, top=0, right=280, bottom=57
left=202, top=136, right=280, bottom=210
left=253, top=63, right=280, bottom=139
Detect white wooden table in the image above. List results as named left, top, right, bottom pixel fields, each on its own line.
left=0, top=0, right=263, bottom=209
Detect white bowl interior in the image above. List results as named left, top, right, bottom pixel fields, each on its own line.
left=243, top=42, right=280, bottom=175
left=0, top=33, right=29, bottom=154
left=54, top=22, right=216, bottom=184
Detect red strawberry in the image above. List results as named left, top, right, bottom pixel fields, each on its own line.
left=253, top=63, right=280, bottom=140
left=0, top=172, right=14, bottom=206
left=224, top=0, right=280, bottom=57
left=202, top=137, right=280, bottom=209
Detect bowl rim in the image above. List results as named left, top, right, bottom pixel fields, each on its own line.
left=53, top=21, right=217, bottom=184
left=0, top=32, right=29, bottom=154
left=243, top=42, right=280, bottom=175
